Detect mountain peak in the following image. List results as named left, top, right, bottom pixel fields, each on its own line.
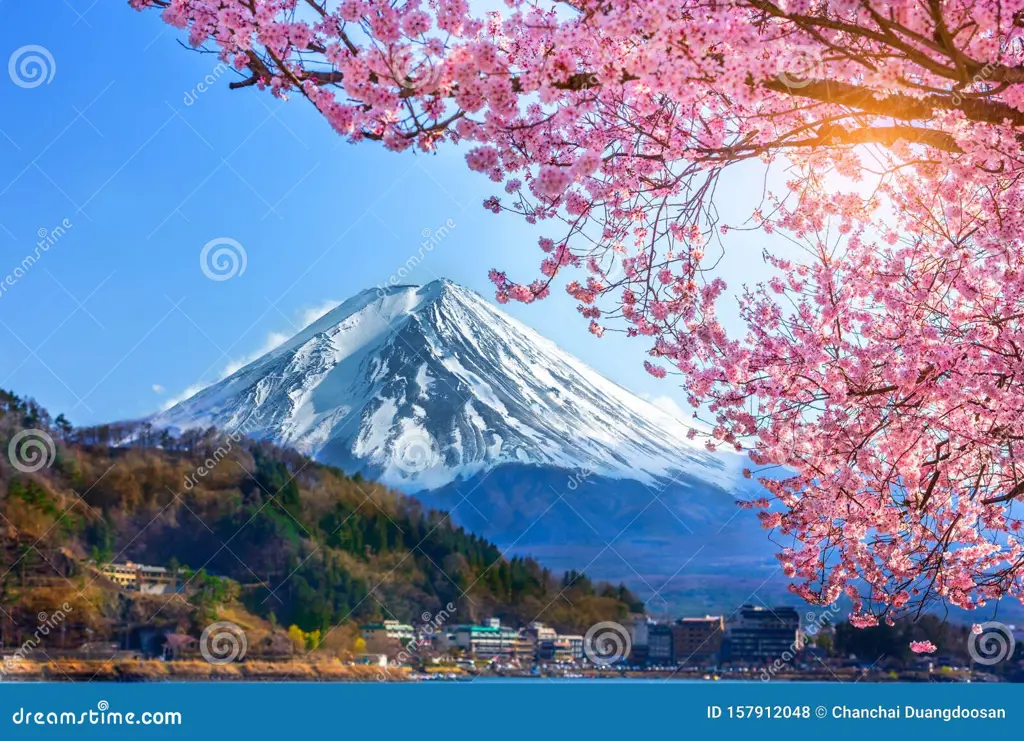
left=374, top=276, right=459, bottom=299
left=266, top=279, right=465, bottom=363
left=152, top=277, right=735, bottom=492
left=424, top=276, right=457, bottom=289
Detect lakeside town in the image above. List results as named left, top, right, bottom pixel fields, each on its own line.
left=355, top=609, right=1009, bottom=682
left=3, top=558, right=1022, bottom=682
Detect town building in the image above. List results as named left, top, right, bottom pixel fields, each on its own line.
left=360, top=620, right=415, bottom=646
left=513, top=632, right=537, bottom=663
left=353, top=653, right=388, bottom=668
left=435, top=631, right=457, bottom=653
left=100, top=562, right=137, bottom=590
left=628, top=616, right=652, bottom=664
left=97, top=562, right=182, bottom=595
left=562, top=634, right=585, bottom=661
left=671, top=616, right=724, bottom=665
left=722, top=605, right=802, bottom=664
left=647, top=624, right=674, bottom=664
left=162, top=633, right=199, bottom=660
left=514, top=623, right=554, bottom=663
left=524, top=622, right=557, bottom=642
left=453, top=619, right=519, bottom=660
left=136, top=565, right=180, bottom=594
left=536, top=637, right=575, bottom=663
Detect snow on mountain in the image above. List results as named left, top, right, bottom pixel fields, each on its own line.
left=152, top=279, right=746, bottom=494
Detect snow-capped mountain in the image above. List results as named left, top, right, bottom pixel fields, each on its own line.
left=154, top=279, right=780, bottom=610
left=155, top=278, right=740, bottom=491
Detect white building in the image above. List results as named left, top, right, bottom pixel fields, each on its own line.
left=361, top=620, right=415, bottom=645
left=454, top=619, right=519, bottom=659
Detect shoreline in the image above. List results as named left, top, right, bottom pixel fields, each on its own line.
left=0, top=661, right=985, bottom=683
left=0, top=661, right=414, bottom=682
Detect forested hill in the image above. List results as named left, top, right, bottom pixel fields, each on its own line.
left=0, top=390, right=644, bottom=639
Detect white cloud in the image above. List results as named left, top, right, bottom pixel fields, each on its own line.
left=152, top=384, right=165, bottom=394
left=216, top=330, right=292, bottom=379
left=295, top=300, right=339, bottom=329
left=641, top=393, right=718, bottom=439
left=642, top=393, right=690, bottom=422
left=161, top=383, right=206, bottom=411
left=161, top=299, right=340, bottom=411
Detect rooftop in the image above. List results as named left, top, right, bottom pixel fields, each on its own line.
left=360, top=623, right=414, bottom=631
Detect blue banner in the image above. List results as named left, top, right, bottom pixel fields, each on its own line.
left=0, top=681, right=1017, bottom=739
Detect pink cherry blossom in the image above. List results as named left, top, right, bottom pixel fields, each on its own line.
left=910, top=641, right=937, bottom=655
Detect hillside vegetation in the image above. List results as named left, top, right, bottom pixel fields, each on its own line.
left=0, top=390, right=643, bottom=650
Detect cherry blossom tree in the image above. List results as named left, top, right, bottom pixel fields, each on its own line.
left=130, top=0, right=1024, bottom=627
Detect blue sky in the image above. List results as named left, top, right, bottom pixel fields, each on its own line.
left=0, top=0, right=783, bottom=427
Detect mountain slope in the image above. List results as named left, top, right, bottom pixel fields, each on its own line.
left=155, top=279, right=741, bottom=490
left=153, top=279, right=779, bottom=611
